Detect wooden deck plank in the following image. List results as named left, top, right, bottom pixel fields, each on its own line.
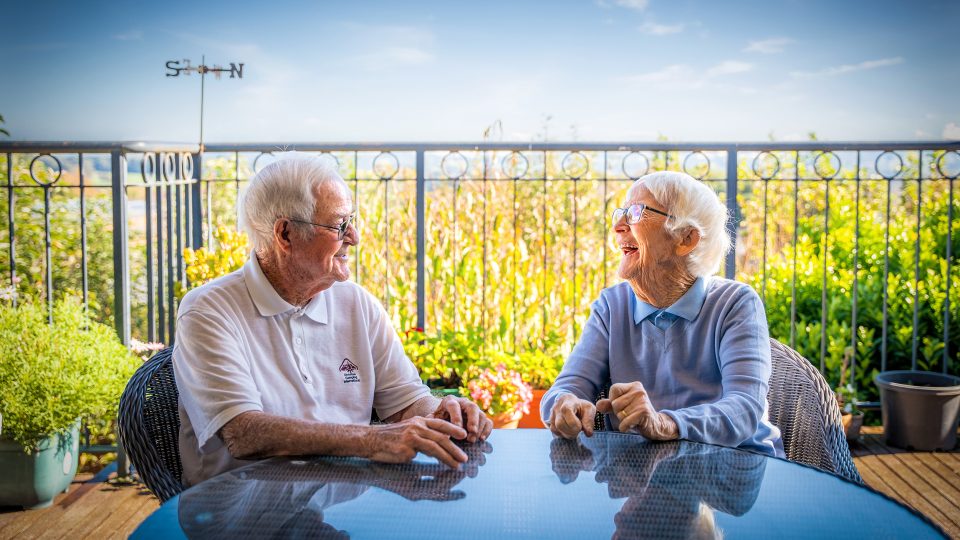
left=84, top=492, right=158, bottom=540
left=0, top=474, right=95, bottom=539
left=0, top=471, right=154, bottom=540
left=862, top=447, right=960, bottom=529
left=851, top=439, right=960, bottom=537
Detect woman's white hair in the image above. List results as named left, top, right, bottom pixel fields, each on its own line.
left=639, top=171, right=731, bottom=277
left=238, top=153, right=341, bottom=252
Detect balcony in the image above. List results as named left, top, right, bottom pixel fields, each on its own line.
left=1, top=140, right=960, bottom=536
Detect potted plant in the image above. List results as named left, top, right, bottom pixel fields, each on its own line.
left=402, top=328, right=481, bottom=393
left=835, top=383, right=864, bottom=441
left=0, top=296, right=139, bottom=509
left=462, top=364, right=534, bottom=429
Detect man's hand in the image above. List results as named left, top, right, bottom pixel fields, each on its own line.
left=547, top=393, right=597, bottom=439
left=430, top=395, right=494, bottom=443
left=366, top=416, right=469, bottom=468
left=596, top=382, right=679, bottom=440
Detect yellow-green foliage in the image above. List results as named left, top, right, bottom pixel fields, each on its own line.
left=175, top=225, right=248, bottom=299
left=0, top=297, right=140, bottom=450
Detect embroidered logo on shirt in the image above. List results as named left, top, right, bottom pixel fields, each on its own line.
left=340, top=358, right=360, bottom=383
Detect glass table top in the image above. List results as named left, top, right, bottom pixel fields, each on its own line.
left=133, top=429, right=945, bottom=539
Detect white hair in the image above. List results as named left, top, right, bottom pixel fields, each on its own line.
left=238, top=153, right=342, bottom=252
left=638, top=171, right=731, bottom=277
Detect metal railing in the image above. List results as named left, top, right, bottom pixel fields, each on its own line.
left=2, top=139, right=959, bottom=432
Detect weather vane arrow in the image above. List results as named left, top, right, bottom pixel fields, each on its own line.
left=165, top=55, right=245, bottom=153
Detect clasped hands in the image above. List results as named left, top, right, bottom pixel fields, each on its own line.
left=369, top=396, right=493, bottom=469
left=547, top=382, right=679, bottom=440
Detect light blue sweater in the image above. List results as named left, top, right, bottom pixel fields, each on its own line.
left=542, top=277, right=784, bottom=457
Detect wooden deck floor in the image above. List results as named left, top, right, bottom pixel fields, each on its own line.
left=1, top=430, right=958, bottom=539
left=851, top=426, right=960, bottom=538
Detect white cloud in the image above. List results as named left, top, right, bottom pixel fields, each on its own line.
left=944, top=123, right=960, bottom=140
left=705, top=61, right=753, bottom=77
left=638, top=22, right=684, bottom=35
left=613, top=0, right=649, bottom=11
left=743, top=37, right=792, bottom=54
left=354, top=46, right=434, bottom=71
left=790, top=56, right=904, bottom=78
left=337, top=22, right=436, bottom=71
left=623, top=60, right=752, bottom=90
left=113, top=30, right=143, bottom=41
left=625, top=64, right=694, bottom=85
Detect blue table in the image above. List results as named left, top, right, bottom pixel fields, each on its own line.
left=133, top=429, right=945, bottom=539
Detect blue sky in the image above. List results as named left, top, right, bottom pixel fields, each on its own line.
left=1, top=0, right=958, bottom=142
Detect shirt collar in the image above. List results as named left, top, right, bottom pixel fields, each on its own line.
left=243, top=256, right=329, bottom=324
left=632, top=277, right=708, bottom=325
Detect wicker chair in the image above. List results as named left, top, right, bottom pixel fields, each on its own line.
left=593, top=339, right=862, bottom=484
left=768, top=338, right=862, bottom=483
left=117, top=347, right=184, bottom=502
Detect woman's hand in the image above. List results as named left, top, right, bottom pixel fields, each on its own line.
left=548, top=393, right=597, bottom=439
left=596, top=382, right=679, bottom=440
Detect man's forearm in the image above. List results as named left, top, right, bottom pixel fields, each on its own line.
left=219, top=411, right=375, bottom=460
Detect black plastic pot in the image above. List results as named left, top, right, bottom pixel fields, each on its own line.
left=875, top=370, right=960, bottom=451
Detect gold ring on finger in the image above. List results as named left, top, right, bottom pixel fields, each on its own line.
left=617, top=410, right=627, bottom=419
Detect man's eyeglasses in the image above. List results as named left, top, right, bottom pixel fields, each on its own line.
left=612, top=204, right=672, bottom=225
left=288, top=214, right=355, bottom=240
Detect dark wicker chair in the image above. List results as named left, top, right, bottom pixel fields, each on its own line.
left=593, top=338, right=862, bottom=484
left=117, top=347, right=184, bottom=502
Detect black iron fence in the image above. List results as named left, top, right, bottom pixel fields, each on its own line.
left=2, top=141, right=960, bottom=399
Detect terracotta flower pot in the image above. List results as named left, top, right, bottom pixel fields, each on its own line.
left=517, top=389, right=547, bottom=429
left=842, top=412, right=864, bottom=441
left=490, top=412, right=522, bottom=429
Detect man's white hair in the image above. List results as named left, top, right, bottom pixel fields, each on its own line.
left=638, top=171, right=731, bottom=277
left=238, top=153, right=341, bottom=252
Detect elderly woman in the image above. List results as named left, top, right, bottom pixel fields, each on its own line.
left=541, top=171, right=783, bottom=457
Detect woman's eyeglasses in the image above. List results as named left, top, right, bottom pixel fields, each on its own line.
left=611, top=204, right=672, bottom=225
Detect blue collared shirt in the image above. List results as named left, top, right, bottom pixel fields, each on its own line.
left=542, top=277, right=784, bottom=457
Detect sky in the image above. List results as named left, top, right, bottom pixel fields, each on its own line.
left=1, top=0, right=958, bottom=143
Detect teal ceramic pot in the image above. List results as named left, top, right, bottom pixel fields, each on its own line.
left=0, top=420, right=80, bottom=509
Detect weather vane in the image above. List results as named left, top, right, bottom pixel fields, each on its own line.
left=165, top=56, right=245, bottom=153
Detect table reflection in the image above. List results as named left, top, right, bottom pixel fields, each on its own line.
left=549, top=437, right=766, bottom=539
left=178, top=442, right=492, bottom=539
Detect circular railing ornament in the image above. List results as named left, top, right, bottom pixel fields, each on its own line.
left=29, top=154, right=63, bottom=187
left=161, top=152, right=178, bottom=182
left=180, top=152, right=195, bottom=180
left=936, top=150, right=960, bottom=180
left=751, top=151, right=781, bottom=180
left=252, top=152, right=276, bottom=175
left=318, top=152, right=341, bottom=172
left=140, top=152, right=157, bottom=184
left=621, top=151, right=650, bottom=180
left=875, top=151, right=904, bottom=180
left=561, top=151, right=590, bottom=180
left=682, top=151, right=711, bottom=180
left=441, top=151, right=469, bottom=180
left=500, top=151, right=529, bottom=179
left=813, top=151, right=841, bottom=180
left=372, top=151, right=400, bottom=180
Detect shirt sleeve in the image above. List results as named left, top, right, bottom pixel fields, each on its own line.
left=360, top=290, right=431, bottom=419
left=659, top=286, right=771, bottom=448
left=540, top=295, right=612, bottom=426
left=173, top=309, right=264, bottom=449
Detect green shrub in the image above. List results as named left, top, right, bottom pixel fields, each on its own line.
left=0, top=296, right=140, bottom=450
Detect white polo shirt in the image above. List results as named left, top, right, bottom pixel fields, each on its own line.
left=173, top=256, right=431, bottom=486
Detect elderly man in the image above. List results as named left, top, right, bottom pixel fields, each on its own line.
left=542, top=171, right=783, bottom=457
left=174, top=154, right=492, bottom=487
